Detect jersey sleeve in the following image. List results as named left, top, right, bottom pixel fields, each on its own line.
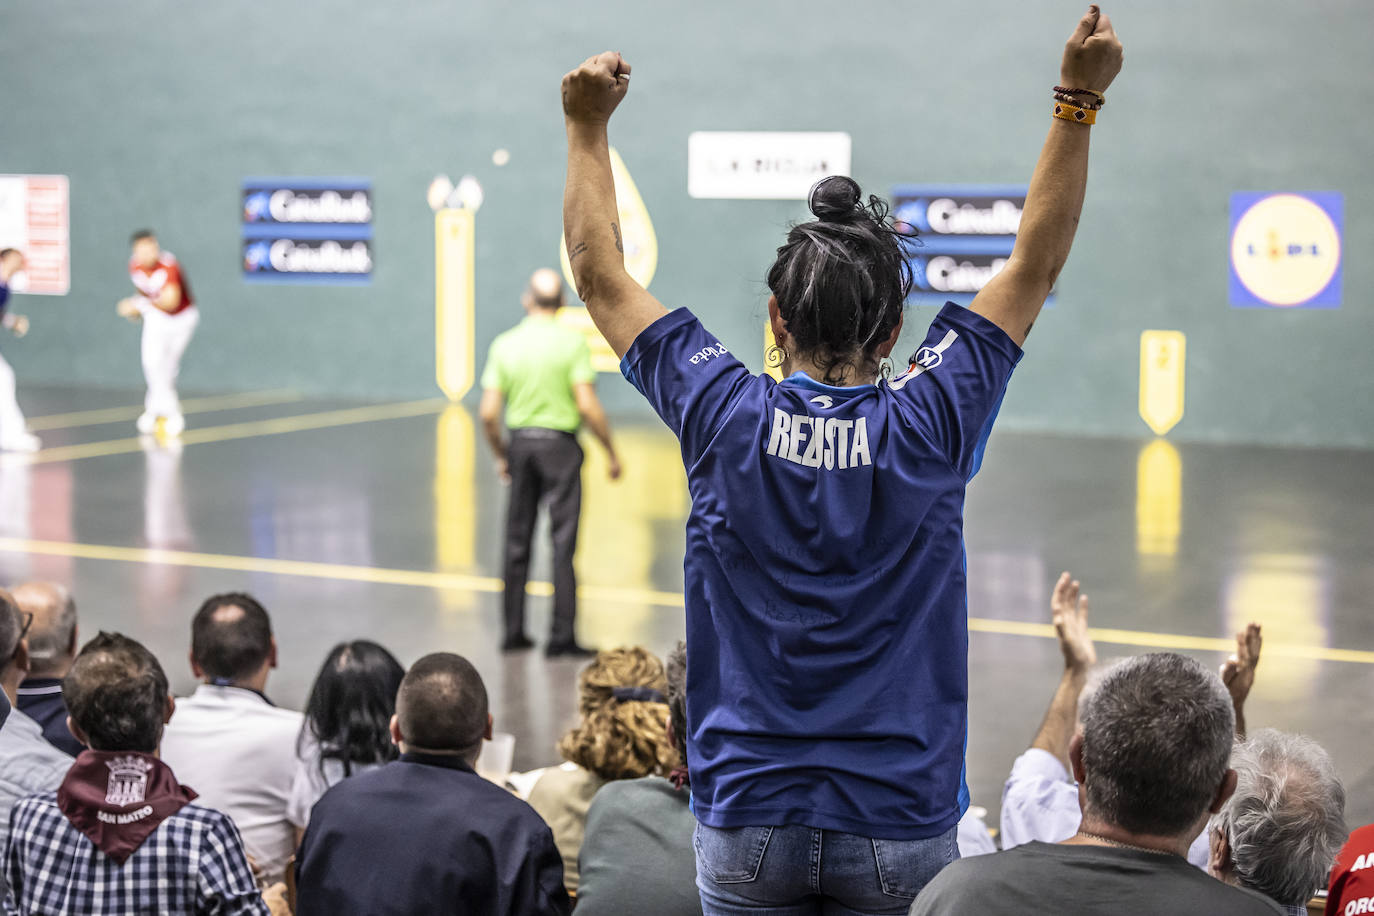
left=479, top=338, right=506, bottom=392
left=888, top=302, right=1023, bottom=480
left=619, top=309, right=753, bottom=463
left=568, top=335, right=596, bottom=386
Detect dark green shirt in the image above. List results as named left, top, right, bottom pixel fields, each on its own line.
left=575, top=777, right=702, bottom=916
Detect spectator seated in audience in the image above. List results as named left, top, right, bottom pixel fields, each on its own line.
left=1326, top=824, right=1374, bottom=916
left=527, top=646, right=677, bottom=896
left=13, top=582, right=84, bottom=757
left=158, top=592, right=303, bottom=885
left=5, top=632, right=267, bottom=916
left=0, top=589, right=72, bottom=856
left=287, top=639, right=404, bottom=840
left=295, top=652, right=570, bottom=916
left=1209, top=729, right=1347, bottom=915
left=912, top=652, right=1284, bottom=915
left=575, top=641, right=700, bottom=916
left=999, top=572, right=1261, bottom=869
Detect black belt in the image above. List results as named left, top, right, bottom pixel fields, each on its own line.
left=509, top=427, right=577, bottom=440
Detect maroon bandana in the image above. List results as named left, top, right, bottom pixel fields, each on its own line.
left=57, top=750, right=197, bottom=864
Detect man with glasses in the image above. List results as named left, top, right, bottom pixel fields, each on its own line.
left=0, top=591, right=72, bottom=854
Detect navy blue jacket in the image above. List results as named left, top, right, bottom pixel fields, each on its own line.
left=16, top=678, right=85, bottom=757
left=296, top=752, right=571, bottom=916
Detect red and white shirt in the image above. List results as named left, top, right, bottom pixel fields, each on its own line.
left=129, top=252, right=195, bottom=314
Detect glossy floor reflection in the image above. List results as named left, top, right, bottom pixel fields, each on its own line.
left=2, top=386, right=1371, bottom=832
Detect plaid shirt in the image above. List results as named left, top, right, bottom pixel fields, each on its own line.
left=5, top=792, right=268, bottom=915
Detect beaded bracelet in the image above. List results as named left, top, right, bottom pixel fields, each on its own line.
left=1054, top=91, right=1103, bottom=111
left=1053, top=101, right=1097, bottom=125
left=1055, top=85, right=1106, bottom=107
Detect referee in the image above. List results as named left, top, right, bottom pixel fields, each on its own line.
left=480, top=268, right=621, bottom=657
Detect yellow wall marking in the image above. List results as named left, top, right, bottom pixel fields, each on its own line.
left=0, top=535, right=1370, bottom=665
left=435, top=207, right=476, bottom=400
left=1139, top=330, right=1186, bottom=436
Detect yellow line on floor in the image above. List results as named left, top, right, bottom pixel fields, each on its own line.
left=26, top=389, right=304, bottom=431
left=0, top=536, right=1370, bottom=665
left=28, top=398, right=450, bottom=464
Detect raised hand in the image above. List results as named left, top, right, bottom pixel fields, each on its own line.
left=1221, top=622, right=1262, bottom=707
left=561, top=52, right=631, bottom=125
left=1051, top=571, right=1096, bottom=674
left=1061, top=5, right=1124, bottom=93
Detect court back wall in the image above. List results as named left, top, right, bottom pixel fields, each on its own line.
left=3, top=0, right=1371, bottom=447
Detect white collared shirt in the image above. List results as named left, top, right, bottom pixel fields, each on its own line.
left=159, top=684, right=302, bottom=883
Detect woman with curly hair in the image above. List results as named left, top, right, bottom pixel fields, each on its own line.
left=527, top=646, right=676, bottom=895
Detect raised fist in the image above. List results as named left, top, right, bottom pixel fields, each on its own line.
left=562, top=52, right=631, bottom=125
left=1061, top=5, right=1124, bottom=93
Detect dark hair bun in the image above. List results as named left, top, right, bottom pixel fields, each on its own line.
left=809, top=176, right=862, bottom=222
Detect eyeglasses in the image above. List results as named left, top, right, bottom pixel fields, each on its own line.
left=9, top=612, right=33, bottom=659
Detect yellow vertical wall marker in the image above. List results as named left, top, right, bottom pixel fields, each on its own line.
left=1135, top=438, right=1181, bottom=558
left=559, top=148, right=658, bottom=372
left=763, top=320, right=783, bottom=381
left=434, top=405, right=476, bottom=613
left=1138, top=330, right=1186, bottom=436
left=435, top=207, right=476, bottom=400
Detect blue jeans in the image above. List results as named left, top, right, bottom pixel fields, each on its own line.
left=694, top=823, right=959, bottom=915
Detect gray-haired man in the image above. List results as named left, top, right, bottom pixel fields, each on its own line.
left=912, top=653, right=1283, bottom=915
left=1208, top=729, right=1347, bottom=915
left=14, top=582, right=83, bottom=756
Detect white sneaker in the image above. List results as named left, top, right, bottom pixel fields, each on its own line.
left=0, top=432, right=41, bottom=453
left=137, top=412, right=158, bottom=434
left=163, top=414, right=185, bottom=437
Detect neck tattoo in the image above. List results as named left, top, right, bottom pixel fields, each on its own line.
left=1075, top=831, right=1179, bottom=857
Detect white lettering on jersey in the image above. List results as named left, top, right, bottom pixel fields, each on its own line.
left=1353, top=853, right=1372, bottom=871
left=765, top=409, right=870, bottom=469
left=889, top=329, right=959, bottom=391
left=689, top=343, right=730, bottom=365
left=1345, top=896, right=1374, bottom=916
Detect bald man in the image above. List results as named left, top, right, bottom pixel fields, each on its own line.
left=480, top=269, right=620, bottom=657
left=13, top=582, right=83, bottom=756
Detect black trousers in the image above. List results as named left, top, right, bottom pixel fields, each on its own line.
left=502, top=429, right=583, bottom=645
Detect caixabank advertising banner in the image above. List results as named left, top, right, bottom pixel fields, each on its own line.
left=891, top=185, right=1029, bottom=306
left=241, top=178, right=372, bottom=284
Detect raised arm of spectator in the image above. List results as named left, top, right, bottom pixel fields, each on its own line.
left=1029, top=572, right=1097, bottom=771
left=970, top=6, right=1123, bottom=345
left=1220, top=623, right=1261, bottom=740
left=561, top=52, right=669, bottom=358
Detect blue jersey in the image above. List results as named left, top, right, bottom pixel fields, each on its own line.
left=621, top=303, right=1021, bottom=839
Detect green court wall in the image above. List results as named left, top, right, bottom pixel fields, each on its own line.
left=3, top=0, right=1370, bottom=447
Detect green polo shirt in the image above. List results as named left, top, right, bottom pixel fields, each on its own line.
left=481, top=314, right=595, bottom=432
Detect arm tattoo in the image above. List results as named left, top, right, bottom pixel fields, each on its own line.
left=567, top=241, right=589, bottom=262
left=611, top=222, right=623, bottom=254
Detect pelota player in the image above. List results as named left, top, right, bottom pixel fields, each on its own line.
left=117, top=230, right=199, bottom=436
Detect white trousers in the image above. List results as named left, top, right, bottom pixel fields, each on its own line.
left=0, top=350, right=28, bottom=442
left=141, top=307, right=199, bottom=419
